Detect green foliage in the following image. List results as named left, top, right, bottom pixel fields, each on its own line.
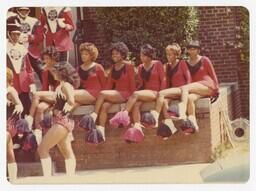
left=96, top=7, right=198, bottom=64
left=239, top=7, right=249, bottom=63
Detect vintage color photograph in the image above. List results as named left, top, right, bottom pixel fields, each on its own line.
left=6, top=6, right=249, bottom=184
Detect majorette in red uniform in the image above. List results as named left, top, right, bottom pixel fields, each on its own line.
left=40, top=7, right=75, bottom=61
left=179, top=40, right=219, bottom=134
left=78, top=63, right=106, bottom=98
left=13, top=7, right=45, bottom=81
left=6, top=22, right=36, bottom=117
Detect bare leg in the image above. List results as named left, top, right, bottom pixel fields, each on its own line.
left=131, top=101, right=142, bottom=123
left=37, top=124, right=69, bottom=159
left=94, top=90, right=126, bottom=114
left=187, top=93, right=202, bottom=116
left=180, top=82, right=212, bottom=117
left=99, top=102, right=113, bottom=127
left=34, top=102, right=51, bottom=130
left=74, top=89, right=96, bottom=105
left=156, top=88, right=181, bottom=113
left=162, top=99, right=171, bottom=119
left=125, top=90, right=158, bottom=112
left=57, top=134, right=76, bottom=175
left=29, top=91, right=55, bottom=117
left=7, top=132, right=15, bottom=163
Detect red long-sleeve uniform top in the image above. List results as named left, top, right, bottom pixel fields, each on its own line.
left=78, top=64, right=106, bottom=97
left=188, top=56, right=219, bottom=95
left=137, top=60, right=167, bottom=91
left=7, top=41, right=35, bottom=94
left=106, top=64, right=136, bottom=99
left=166, top=60, right=192, bottom=88
left=41, top=70, right=60, bottom=91
left=40, top=7, right=75, bottom=52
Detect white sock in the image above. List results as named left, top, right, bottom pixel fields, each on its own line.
left=164, top=119, right=177, bottom=134
left=40, top=157, right=52, bottom=177
left=65, top=158, right=76, bottom=176
left=7, top=162, right=17, bottom=183
left=33, top=129, right=42, bottom=145
left=150, top=110, right=160, bottom=127
left=25, top=115, right=34, bottom=130
left=188, top=115, right=199, bottom=131
left=134, top=123, right=144, bottom=135
left=90, top=112, right=98, bottom=122
left=96, top=125, right=105, bottom=141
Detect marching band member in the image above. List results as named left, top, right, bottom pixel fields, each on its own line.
left=40, top=7, right=75, bottom=62
left=6, top=21, right=36, bottom=117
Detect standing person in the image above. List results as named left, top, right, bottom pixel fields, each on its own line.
left=179, top=40, right=219, bottom=132
left=40, top=7, right=75, bottom=62
left=15, top=7, right=45, bottom=82
left=25, top=46, right=61, bottom=145
left=83, top=42, right=136, bottom=143
left=113, top=44, right=166, bottom=143
left=6, top=68, right=23, bottom=183
left=6, top=21, right=36, bottom=117
left=37, top=62, right=80, bottom=177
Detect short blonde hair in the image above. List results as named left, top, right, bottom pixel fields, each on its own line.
left=79, top=42, right=99, bottom=61
left=7, top=67, right=13, bottom=86
left=165, top=43, right=181, bottom=57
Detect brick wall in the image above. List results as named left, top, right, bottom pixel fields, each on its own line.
left=198, top=7, right=249, bottom=118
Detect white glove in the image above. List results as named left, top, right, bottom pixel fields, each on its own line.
left=63, top=102, right=73, bottom=114
left=19, top=33, right=29, bottom=44
left=55, top=84, right=66, bottom=99
left=57, top=18, right=66, bottom=28
left=13, top=104, right=24, bottom=115
left=29, top=84, right=37, bottom=95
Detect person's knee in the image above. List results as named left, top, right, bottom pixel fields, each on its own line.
left=37, top=144, right=48, bottom=157
left=131, top=91, right=139, bottom=100
left=32, top=94, right=40, bottom=102
left=101, top=103, right=111, bottom=112
left=36, top=104, right=48, bottom=114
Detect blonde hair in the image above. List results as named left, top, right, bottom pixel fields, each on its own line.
left=165, top=43, right=181, bottom=57
left=7, top=67, right=13, bottom=86
left=79, top=42, right=99, bottom=61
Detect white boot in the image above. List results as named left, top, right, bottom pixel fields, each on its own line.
left=96, top=125, right=105, bottom=141
left=40, top=157, right=52, bottom=177
left=164, top=119, right=178, bottom=134
left=90, top=112, right=98, bottom=122
left=178, top=103, right=186, bottom=119
left=7, top=162, right=17, bottom=183
left=150, top=110, right=160, bottom=127
left=188, top=115, right=199, bottom=132
left=134, top=123, right=144, bottom=135
left=25, top=115, right=34, bottom=130
left=65, top=158, right=76, bottom=176
left=33, top=129, right=42, bottom=145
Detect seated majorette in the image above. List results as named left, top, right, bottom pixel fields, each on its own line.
left=6, top=68, right=37, bottom=182
left=25, top=46, right=62, bottom=145
left=151, top=43, right=192, bottom=139
left=116, top=44, right=167, bottom=143
left=75, top=42, right=106, bottom=144
left=6, top=20, right=36, bottom=117
left=178, top=40, right=219, bottom=134
left=86, top=42, right=136, bottom=142
left=37, top=61, right=80, bottom=177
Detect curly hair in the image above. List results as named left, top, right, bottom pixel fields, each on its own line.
left=53, top=62, right=80, bottom=89
left=7, top=67, right=13, bottom=86
left=140, top=44, right=156, bottom=59
left=110, top=42, right=129, bottom=59
left=41, top=46, right=60, bottom=62
left=79, top=42, right=99, bottom=61
left=166, top=43, right=181, bottom=57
